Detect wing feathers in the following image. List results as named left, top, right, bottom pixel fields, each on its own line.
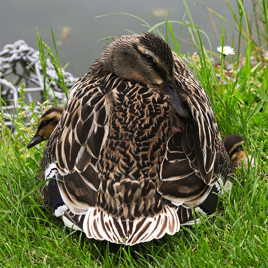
left=172, top=53, right=220, bottom=185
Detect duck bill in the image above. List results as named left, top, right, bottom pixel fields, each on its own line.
left=27, top=134, right=44, bottom=149
left=161, top=82, right=189, bottom=118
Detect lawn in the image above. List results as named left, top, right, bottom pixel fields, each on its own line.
left=0, top=1, right=267, bottom=267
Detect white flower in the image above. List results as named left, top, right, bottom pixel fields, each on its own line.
left=152, top=8, right=169, bottom=17
left=217, top=46, right=235, bottom=56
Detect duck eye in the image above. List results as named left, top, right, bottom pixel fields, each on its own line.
left=143, top=53, right=155, bottom=63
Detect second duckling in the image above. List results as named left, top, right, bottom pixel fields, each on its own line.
left=27, top=107, right=63, bottom=148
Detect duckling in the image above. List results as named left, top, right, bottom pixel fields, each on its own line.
left=224, top=135, right=248, bottom=168
left=27, top=107, right=63, bottom=148
left=39, top=33, right=234, bottom=245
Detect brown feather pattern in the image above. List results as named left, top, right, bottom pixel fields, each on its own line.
left=41, top=33, right=230, bottom=245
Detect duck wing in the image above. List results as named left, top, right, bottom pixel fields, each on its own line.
left=44, top=73, right=110, bottom=215
left=159, top=54, right=230, bottom=207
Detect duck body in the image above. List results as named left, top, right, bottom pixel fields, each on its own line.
left=41, top=33, right=231, bottom=245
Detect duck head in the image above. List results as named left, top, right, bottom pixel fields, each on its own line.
left=95, top=32, right=189, bottom=118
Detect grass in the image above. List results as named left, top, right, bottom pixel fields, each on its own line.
left=0, top=1, right=268, bottom=267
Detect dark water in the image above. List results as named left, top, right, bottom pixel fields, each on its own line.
left=0, top=0, right=251, bottom=76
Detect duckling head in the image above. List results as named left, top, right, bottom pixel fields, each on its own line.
left=224, top=135, right=247, bottom=167
left=27, top=106, right=63, bottom=149
left=95, top=32, right=188, bottom=118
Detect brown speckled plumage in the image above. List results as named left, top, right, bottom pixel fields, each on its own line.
left=40, top=33, right=231, bottom=245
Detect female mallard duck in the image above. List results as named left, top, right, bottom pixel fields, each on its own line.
left=33, top=33, right=235, bottom=245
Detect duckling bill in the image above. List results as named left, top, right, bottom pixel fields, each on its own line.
left=27, top=107, right=63, bottom=148
left=27, top=134, right=45, bottom=148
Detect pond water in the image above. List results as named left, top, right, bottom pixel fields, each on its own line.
left=0, top=0, right=252, bottom=76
